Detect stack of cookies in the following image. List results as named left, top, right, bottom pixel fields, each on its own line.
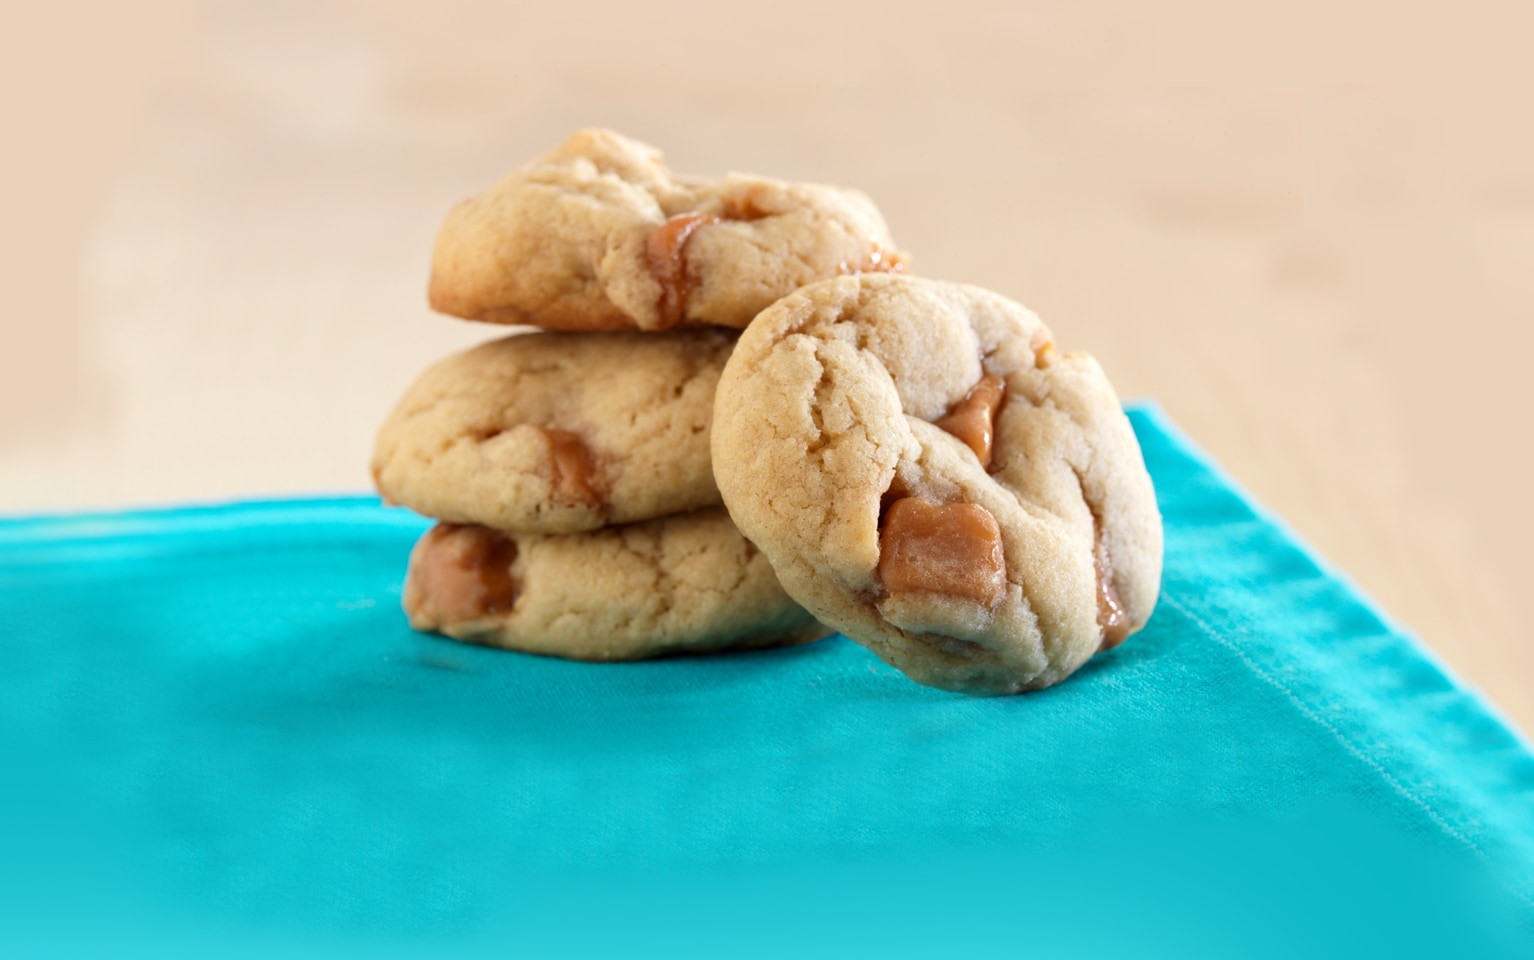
left=373, top=129, right=905, bottom=661
left=375, top=129, right=1165, bottom=694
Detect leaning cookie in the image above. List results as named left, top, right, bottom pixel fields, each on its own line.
left=374, top=329, right=732, bottom=534
left=403, top=509, right=829, bottom=660
left=428, top=128, right=906, bottom=331
left=712, top=275, right=1162, bottom=694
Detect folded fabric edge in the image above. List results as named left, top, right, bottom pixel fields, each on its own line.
left=1129, top=403, right=1532, bottom=755
left=1128, top=404, right=1534, bottom=903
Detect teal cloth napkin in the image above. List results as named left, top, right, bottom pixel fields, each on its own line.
left=3, top=406, right=1531, bottom=958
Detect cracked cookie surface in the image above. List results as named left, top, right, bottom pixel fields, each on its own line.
left=374, top=329, right=732, bottom=534
left=711, top=274, right=1162, bottom=694
left=428, top=128, right=907, bottom=331
left=404, top=509, right=829, bottom=660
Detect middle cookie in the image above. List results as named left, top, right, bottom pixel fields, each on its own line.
left=374, top=329, right=731, bottom=534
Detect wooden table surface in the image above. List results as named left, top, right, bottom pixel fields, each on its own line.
left=6, top=1, right=1530, bottom=733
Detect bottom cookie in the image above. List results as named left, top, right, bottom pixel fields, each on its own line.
left=403, top=508, right=828, bottom=661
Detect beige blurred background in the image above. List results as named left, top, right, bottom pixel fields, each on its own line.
left=2, top=1, right=1530, bottom=732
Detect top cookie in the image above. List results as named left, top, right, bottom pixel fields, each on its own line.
left=428, top=128, right=907, bottom=331
left=711, top=275, right=1162, bottom=695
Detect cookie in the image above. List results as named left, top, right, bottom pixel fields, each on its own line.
left=403, top=509, right=829, bottom=660
left=711, top=275, right=1162, bottom=694
left=428, top=128, right=906, bottom=331
left=374, top=329, right=732, bottom=534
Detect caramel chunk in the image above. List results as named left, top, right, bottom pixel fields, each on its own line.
left=837, top=248, right=908, bottom=275
left=720, top=193, right=771, bottom=222
left=1094, top=520, right=1130, bottom=650
left=406, top=524, right=519, bottom=623
left=645, top=213, right=720, bottom=327
left=877, top=498, right=1006, bottom=606
left=541, top=428, right=600, bottom=504
left=935, top=373, right=1006, bottom=467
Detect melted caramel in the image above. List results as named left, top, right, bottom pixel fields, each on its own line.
left=407, top=523, right=519, bottom=622
left=1094, top=520, right=1130, bottom=650
left=541, top=428, right=601, bottom=504
left=935, top=373, right=1006, bottom=468
left=877, top=498, right=1006, bottom=606
left=645, top=213, right=720, bottom=327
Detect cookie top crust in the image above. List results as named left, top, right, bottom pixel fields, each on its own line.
left=404, top=509, right=829, bottom=661
left=711, top=274, right=1163, bottom=694
left=374, top=329, right=733, bottom=534
left=428, top=128, right=907, bottom=331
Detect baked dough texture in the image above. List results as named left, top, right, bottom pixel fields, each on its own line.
left=711, top=274, right=1162, bottom=694
left=404, top=509, right=828, bottom=660
left=374, top=329, right=732, bottom=534
left=428, top=128, right=906, bottom=331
